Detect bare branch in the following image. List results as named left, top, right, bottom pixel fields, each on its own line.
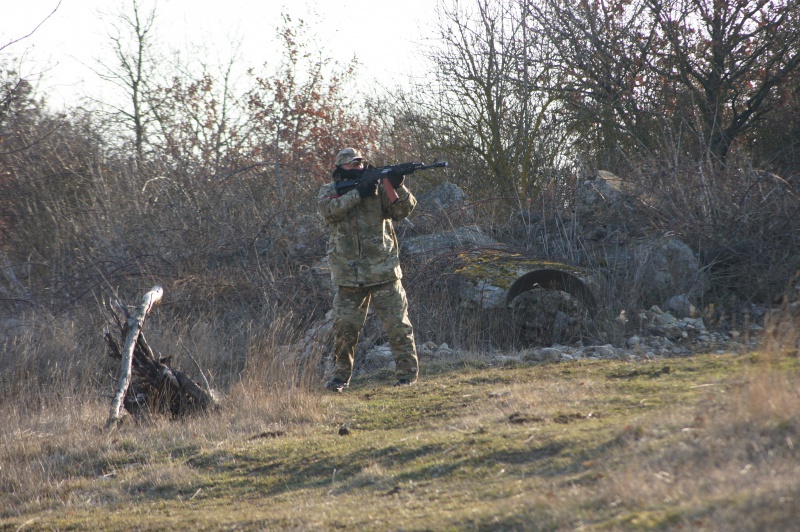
left=0, top=0, right=63, bottom=52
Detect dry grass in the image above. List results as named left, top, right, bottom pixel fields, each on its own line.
left=1, top=311, right=798, bottom=529
left=595, top=313, right=800, bottom=529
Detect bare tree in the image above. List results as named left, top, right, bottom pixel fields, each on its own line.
left=149, top=57, right=251, bottom=177
left=0, top=1, right=62, bottom=53
left=1, top=1, right=63, bottom=143
left=94, top=0, right=163, bottom=165
left=245, top=15, right=380, bottom=205
left=419, top=0, right=567, bottom=206
left=529, top=0, right=800, bottom=168
left=527, top=0, right=668, bottom=171
left=647, top=0, right=800, bottom=164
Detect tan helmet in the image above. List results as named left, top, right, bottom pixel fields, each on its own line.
left=334, top=147, right=364, bottom=166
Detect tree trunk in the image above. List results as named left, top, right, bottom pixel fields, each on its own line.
left=106, top=286, right=162, bottom=427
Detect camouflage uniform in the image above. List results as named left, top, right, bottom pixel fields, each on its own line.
left=318, top=151, right=418, bottom=386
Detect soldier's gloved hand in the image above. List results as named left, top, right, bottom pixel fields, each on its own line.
left=357, top=180, right=378, bottom=198
left=387, top=173, right=405, bottom=188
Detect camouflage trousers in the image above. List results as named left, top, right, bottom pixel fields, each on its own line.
left=331, top=280, right=418, bottom=384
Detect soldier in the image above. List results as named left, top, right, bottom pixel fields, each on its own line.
left=317, top=147, right=419, bottom=392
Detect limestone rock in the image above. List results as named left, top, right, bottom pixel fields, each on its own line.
left=520, top=347, right=563, bottom=363
left=416, top=182, right=467, bottom=213
left=664, top=294, right=698, bottom=318
left=634, top=238, right=709, bottom=307
left=401, top=225, right=499, bottom=258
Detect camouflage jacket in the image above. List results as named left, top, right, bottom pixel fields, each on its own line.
left=318, top=180, right=416, bottom=287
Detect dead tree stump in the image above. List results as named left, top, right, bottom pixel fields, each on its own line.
left=105, top=286, right=215, bottom=428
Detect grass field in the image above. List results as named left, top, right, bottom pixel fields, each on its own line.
left=2, top=350, right=799, bottom=531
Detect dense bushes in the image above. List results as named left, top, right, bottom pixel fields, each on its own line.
left=1, top=1, right=799, bottom=408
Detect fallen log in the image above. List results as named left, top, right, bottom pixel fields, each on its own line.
left=105, top=286, right=215, bottom=428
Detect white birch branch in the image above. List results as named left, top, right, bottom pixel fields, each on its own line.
left=106, top=285, right=163, bottom=428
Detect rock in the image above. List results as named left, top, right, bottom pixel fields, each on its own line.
left=401, top=225, right=499, bottom=258
left=512, top=289, right=588, bottom=345
left=450, top=249, right=601, bottom=313
left=435, top=343, right=456, bottom=358
left=574, top=174, right=625, bottom=216
left=521, top=347, right=563, bottom=363
left=635, top=238, right=709, bottom=306
left=458, top=281, right=507, bottom=309
left=655, top=311, right=678, bottom=326
left=572, top=172, right=647, bottom=246
left=595, top=344, right=619, bottom=358
left=577, top=344, right=619, bottom=359
left=411, top=182, right=471, bottom=234
left=418, top=341, right=438, bottom=359
left=364, top=345, right=393, bottom=366
left=416, top=182, right=467, bottom=213
left=681, top=317, right=706, bottom=330
left=664, top=294, right=698, bottom=318
left=281, top=310, right=334, bottom=364
left=633, top=306, right=692, bottom=341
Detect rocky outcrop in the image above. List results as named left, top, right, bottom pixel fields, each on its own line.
left=572, top=173, right=709, bottom=308
left=511, top=288, right=589, bottom=345
left=415, top=182, right=468, bottom=214
left=632, top=237, right=709, bottom=305
left=401, top=225, right=499, bottom=258
left=410, top=182, right=472, bottom=234
left=289, top=307, right=753, bottom=376
left=424, top=247, right=602, bottom=313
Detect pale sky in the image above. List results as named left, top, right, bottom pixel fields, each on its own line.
left=2, top=0, right=440, bottom=109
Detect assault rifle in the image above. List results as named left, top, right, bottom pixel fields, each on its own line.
left=335, top=161, right=449, bottom=203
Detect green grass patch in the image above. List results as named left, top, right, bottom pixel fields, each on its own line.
left=2, top=353, right=800, bottom=530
